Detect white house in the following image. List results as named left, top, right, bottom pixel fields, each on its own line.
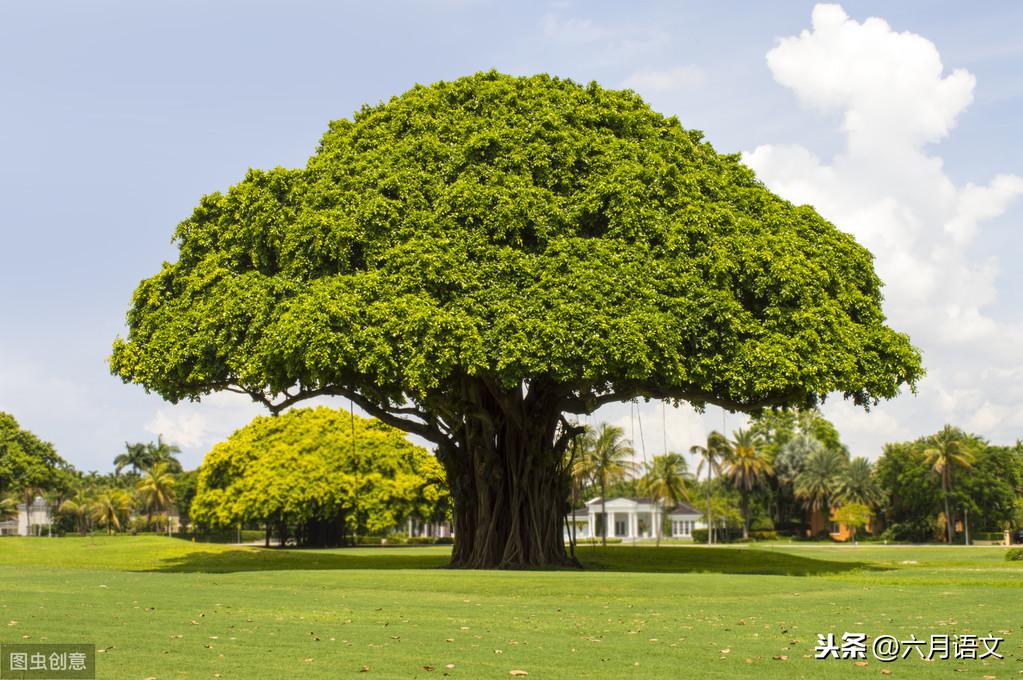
left=566, top=497, right=704, bottom=541
left=0, top=497, right=54, bottom=537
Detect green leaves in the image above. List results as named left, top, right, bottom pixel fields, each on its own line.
left=111, top=71, right=922, bottom=418
left=0, top=412, right=71, bottom=497
left=190, top=408, right=450, bottom=533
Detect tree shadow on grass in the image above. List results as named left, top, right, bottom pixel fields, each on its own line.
left=147, top=545, right=883, bottom=576
left=148, top=547, right=452, bottom=573
left=576, top=545, right=885, bottom=576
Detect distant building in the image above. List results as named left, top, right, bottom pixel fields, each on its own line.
left=566, top=497, right=705, bottom=541
left=808, top=508, right=873, bottom=542
left=406, top=516, right=453, bottom=539
left=0, top=497, right=54, bottom=537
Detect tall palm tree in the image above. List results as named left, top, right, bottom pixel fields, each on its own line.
left=137, top=463, right=177, bottom=533
left=723, top=429, right=772, bottom=539
left=641, top=453, right=691, bottom=546
left=834, top=457, right=882, bottom=508
left=114, top=442, right=154, bottom=476
left=795, top=447, right=847, bottom=534
left=574, top=423, right=638, bottom=545
left=691, top=431, right=730, bottom=544
left=148, top=435, right=183, bottom=474
left=92, top=489, right=131, bottom=534
left=921, top=425, right=975, bottom=543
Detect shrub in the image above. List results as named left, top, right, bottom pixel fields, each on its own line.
left=405, top=536, right=454, bottom=545
left=749, top=530, right=779, bottom=541
left=357, top=536, right=385, bottom=545
left=1006, top=548, right=1023, bottom=561
left=691, top=529, right=708, bottom=543
left=576, top=537, right=623, bottom=545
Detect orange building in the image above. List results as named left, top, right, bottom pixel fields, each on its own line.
left=808, top=508, right=873, bottom=542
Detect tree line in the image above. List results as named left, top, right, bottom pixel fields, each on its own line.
left=564, top=408, right=1023, bottom=545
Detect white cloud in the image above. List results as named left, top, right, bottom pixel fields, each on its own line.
left=145, top=392, right=264, bottom=453
left=622, top=65, right=705, bottom=92
left=743, top=3, right=1023, bottom=454
left=539, top=12, right=667, bottom=62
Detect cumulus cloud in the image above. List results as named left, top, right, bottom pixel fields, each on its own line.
left=144, top=392, right=264, bottom=456
left=742, top=4, right=1023, bottom=453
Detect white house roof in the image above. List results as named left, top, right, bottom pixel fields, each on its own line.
left=585, top=497, right=702, bottom=516
left=667, top=502, right=702, bottom=518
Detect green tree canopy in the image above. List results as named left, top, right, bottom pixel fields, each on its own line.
left=110, top=71, right=922, bottom=567
left=877, top=429, right=1020, bottom=541
left=0, top=412, right=72, bottom=497
left=190, top=407, right=449, bottom=546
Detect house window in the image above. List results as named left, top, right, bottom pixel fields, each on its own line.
left=614, top=518, right=628, bottom=537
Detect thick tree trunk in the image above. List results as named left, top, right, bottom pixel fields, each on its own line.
left=436, top=378, right=579, bottom=569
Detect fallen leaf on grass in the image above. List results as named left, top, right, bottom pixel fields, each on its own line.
left=855, top=661, right=868, bottom=667
left=509, top=671, right=528, bottom=677
left=772, top=656, right=788, bottom=661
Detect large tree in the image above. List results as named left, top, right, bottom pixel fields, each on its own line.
left=109, top=72, right=922, bottom=567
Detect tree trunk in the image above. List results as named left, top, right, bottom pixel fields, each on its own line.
left=706, top=468, right=713, bottom=546
left=942, top=481, right=953, bottom=544
left=600, top=482, right=608, bottom=547
left=741, top=490, right=750, bottom=540
left=435, top=378, right=578, bottom=569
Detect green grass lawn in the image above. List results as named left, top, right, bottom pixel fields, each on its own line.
left=0, top=538, right=1020, bottom=679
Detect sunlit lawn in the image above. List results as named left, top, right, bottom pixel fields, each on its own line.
left=0, top=537, right=1020, bottom=678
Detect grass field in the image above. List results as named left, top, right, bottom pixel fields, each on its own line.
left=0, top=538, right=1020, bottom=679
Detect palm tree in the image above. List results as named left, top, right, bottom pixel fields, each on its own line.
left=691, top=431, right=730, bottom=544
left=137, top=463, right=177, bottom=533
left=59, top=497, right=93, bottom=536
left=91, top=489, right=131, bottom=534
left=795, top=447, right=847, bottom=534
left=834, top=457, right=882, bottom=508
left=568, top=425, right=596, bottom=552
left=921, top=425, right=975, bottom=543
left=0, top=496, right=17, bottom=523
left=114, top=442, right=154, bottom=476
left=148, top=435, right=183, bottom=474
left=641, top=453, right=691, bottom=546
left=723, top=429, right=772, bottom=539
left=575, top=423, right=638, bottom=545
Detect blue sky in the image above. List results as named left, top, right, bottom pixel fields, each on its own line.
left=1, top=1, right=1021, bottom=472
